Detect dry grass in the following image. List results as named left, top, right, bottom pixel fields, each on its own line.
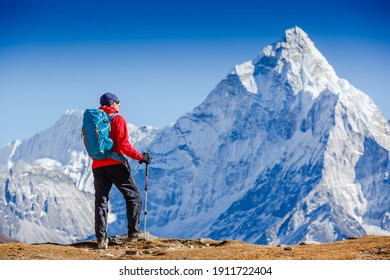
left=1, top=235, right=390, bottom=260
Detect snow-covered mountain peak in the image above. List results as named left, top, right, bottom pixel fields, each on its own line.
left=283, top=26, right=314, bottom=50
left=143, top=27, right=390, bottom=245
left=271, top=27, right=338, bottom=96
left=233, top=27, right=339, bottom=99
left=231, top=27, right=341, bottom=99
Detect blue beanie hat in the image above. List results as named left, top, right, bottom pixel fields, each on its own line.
left=100, top=92, right=119, bottom=106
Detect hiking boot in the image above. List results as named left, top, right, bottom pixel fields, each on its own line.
left=127, top=232, right=158, bottom=242
left=127, top=233, right=142, bottom=242
left=97, top=238, right=108, bottom=249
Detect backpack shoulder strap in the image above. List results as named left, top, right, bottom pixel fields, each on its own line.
left=106, top=113, right=126, bottom=163
left=108, top=113, right=119, bottom=121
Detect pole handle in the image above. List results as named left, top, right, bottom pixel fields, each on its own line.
left=145, top=163, right=149, bottom=176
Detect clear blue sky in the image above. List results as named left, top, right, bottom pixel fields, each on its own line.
left=1, top=0, right=389, bottom=147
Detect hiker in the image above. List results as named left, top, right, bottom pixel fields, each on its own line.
left=91, top=92, right=151, bottom=249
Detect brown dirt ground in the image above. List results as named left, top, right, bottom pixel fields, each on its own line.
left=1, top=235, right=390, bottom=260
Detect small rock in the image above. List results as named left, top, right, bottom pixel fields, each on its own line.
left=199, top=238, right=213, bottom=245
left=348, top=236, right=358, bottom=240
left=299, top=241, right=320, bottom=245
left=126, top=250, right=139, bottom=255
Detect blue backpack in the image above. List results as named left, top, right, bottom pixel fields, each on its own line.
left=82, top=109, right=125, bottom=161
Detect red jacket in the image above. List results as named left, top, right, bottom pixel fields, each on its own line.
left=92, top=106, right=143, bottom=169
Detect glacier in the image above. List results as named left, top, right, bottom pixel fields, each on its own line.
left=1, top=26, right=390, bottom=245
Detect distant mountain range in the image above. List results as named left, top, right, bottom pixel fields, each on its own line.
left=1, top=27, right=389, bottom=244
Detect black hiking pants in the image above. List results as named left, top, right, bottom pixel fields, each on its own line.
left=93, top=163, right=141, bottom=240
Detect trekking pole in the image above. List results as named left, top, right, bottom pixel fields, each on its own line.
left=143, top=163, right=149, bottom=241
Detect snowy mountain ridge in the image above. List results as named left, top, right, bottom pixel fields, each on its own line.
left=1, top=27, right=390, bottom=244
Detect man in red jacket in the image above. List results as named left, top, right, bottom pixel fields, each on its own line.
left=93, top=92, right=151, bottom=249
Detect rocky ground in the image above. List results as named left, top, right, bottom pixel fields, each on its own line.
left=1, top=235, right=390, bottom=260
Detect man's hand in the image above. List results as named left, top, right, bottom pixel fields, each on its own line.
left=139, top=152, right=152, bottom=165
